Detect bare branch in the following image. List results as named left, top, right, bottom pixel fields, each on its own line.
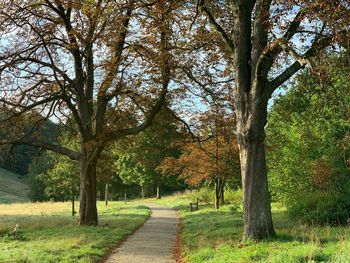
left=104, top=82, right=168, bottom=142
left=256, top=11, right=306, bottom=77
left=198, top=0, right=235, bottom=53
left=267, top=35, right=333, bottom=96
left=10, top=139, right=80, bottom=160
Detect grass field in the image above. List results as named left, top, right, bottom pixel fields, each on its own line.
left=0, top=168, right=29, bottom=203
left=0, top=201, right=149, bottom=262
left=156, top=193, right=350, bottom=263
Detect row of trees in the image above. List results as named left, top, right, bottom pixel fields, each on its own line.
left=27, top=108, right=188, bottom=202
left=17, top=51, right=350, bottom=221
left=1, top=0, right=349, bottom=240
left=26, top=107, right=240, bottom=205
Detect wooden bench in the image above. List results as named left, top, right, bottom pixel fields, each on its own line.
left=190, top=200, right=199, bottom=212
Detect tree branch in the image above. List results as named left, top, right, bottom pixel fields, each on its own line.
left=95, top=3, right=134, bottom=134
left=104, top=81, right=168, bottom=142
left=256, top=11, right=306, bottom=77
left=198, top=0, right=235, bottom=53
left=266, top=34, right=333, bottom=97
left=10, top=139, right=80, bottom=160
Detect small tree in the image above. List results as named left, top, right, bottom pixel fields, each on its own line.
left=115, top=107, right=185, bottom=198
left=159, top=110, right=240, bottom=209
left=45, top=154, right=79, bottom=201
left=115, top=152, right=150, bottom=198
left=27, top=152, right=52, bottom=202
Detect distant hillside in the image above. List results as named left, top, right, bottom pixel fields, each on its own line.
left=0, top=118, right=58, bottom=175
left=0, top=168, right=29, bottom=203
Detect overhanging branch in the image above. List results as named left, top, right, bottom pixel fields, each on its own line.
left=198, top=0, right=235, bottom=53
left=266, top=34, right=333, bottom=97
left=7, top=139, right=80, bottom=161
left=104, top=83, right=168, bottom=141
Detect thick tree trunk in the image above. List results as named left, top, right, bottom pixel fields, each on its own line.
left=79, top=152, right=98, bottom=226
left=239, top=139, right=275, bottom=240
left=234, top=79, right=276, bottom=240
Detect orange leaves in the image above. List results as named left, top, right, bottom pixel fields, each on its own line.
left=158, top=133, right=240, bottom=187
left=158, top=143, right=214, bottom=186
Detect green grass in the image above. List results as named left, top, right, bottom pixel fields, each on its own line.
left=0, top=201, right=150, bottom=262
left=0, top=168, right=29, bottom=203
left=155, top=193, right=350, bottom=263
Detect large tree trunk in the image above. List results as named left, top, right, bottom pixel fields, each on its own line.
left=238, top=121, right=275, bottom=240
left=79, top=148, right=98, bottom=226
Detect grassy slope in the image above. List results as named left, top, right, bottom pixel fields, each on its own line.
left=0, top=201, right=150, bottom=262
left=156, top=193, right=350, bottom=263
left=0, top=167, right=29, bottom=203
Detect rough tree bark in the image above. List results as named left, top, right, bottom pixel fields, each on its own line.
left=237, top=115, right=275, bottom=239
left=227, top=0, right=275, bottom=239
left=199, top=0, right=334, bottom=240
left=79, top=143, right=101, bottom=226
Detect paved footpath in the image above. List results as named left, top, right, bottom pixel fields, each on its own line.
left=104, top=203, right=179, bottom=263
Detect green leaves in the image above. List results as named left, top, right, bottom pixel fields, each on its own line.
left=266, top=53, right=350, bottom=223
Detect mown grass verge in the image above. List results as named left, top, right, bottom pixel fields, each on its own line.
left=155, top=193, right=350, bottom=263
left=0, top=201, right=150, bottom=262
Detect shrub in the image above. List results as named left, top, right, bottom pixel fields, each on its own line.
left=2, top=224, right=28, bottom=241
left=228, top=204, right=240, bottom=214
left=224, top=188, right=242, bottom=205
left=189, top=188, right=215, bottom=204
left=287, top=191, right=350, bottom=225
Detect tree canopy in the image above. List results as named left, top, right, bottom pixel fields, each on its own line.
left=267, top=53, right=350, bottom=223
left=0, top=0, right=349, bottom=240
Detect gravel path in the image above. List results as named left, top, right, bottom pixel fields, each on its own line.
left=104, top=203, right=179, bottom=263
